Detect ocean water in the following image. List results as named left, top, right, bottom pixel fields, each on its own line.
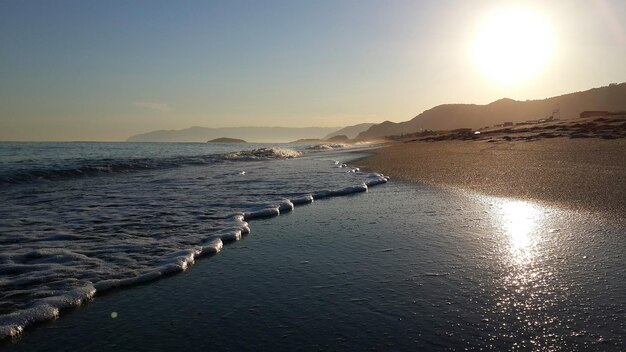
left=2, top=179, right=624, bottom=351
left=0, top=141, right=388, bottom=338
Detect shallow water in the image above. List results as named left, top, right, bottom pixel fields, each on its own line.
left=2, top=177, right=624, bottom=351
left=0, top=142, right=387, bottom=337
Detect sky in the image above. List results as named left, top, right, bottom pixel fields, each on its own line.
left=1, top=0, right=625, bottom=141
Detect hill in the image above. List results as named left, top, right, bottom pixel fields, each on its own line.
left=358, top=83, right=626, bottom=139
left=128, top=126, right=338, bottom=143
left=324, top=123, right=376, bottom=139
left=326, top=135, right=350, bottom=142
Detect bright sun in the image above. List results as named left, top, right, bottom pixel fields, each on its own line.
left=472, top=8, right=554, bottom=84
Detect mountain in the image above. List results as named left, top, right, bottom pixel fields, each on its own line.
left=358, top=83, right=626, bottom=139
left=127, top=126, right=339, bottom=143
left=324, top=123, right=377, bottom=139
left=326, top=135, right=350, bottom=142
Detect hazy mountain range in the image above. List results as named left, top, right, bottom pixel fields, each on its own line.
left=127, top=126, right=340, bottom=143
left=128, top=83, right=624, bottom=143
left=357, top=83, right=626, bottom=139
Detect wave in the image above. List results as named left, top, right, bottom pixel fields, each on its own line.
left=0, top=285, right=96, bottom=338
left=0, top=171, right=390, bottom=339
left=305, top=143, right=347, bottom=151
left=224, top=147, right=302, bottom=160
left=0, top=147, right=302, bottom=185
left=0, top=142, right=389, bottom=339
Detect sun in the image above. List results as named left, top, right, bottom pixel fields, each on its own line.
left=472, top=8, right=554, bottom=84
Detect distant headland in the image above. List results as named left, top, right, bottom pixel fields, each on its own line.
left=207, top=137, right=247, bottom=143
left=126, top=125, right=374, bottom=143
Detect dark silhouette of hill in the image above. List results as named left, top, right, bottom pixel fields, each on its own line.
left=127, top=126, right=338, bottom=143
left=358, top=83, right=626, bottom=139
left=326, top=135, right=350, bottom=142
left=324, top=123, right=376, bottom=139
left=207, top=137, right=247, bottom=143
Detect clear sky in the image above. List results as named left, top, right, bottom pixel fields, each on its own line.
left=1, top=0, right=625, bottom=141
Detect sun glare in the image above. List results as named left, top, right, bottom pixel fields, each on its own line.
left=472, top=8, right=554, bottom=84
left=497, top=200, right=543, bottom=265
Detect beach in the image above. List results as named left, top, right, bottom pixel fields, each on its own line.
left=1, top=141, right=625, bottom=351
left=3, top=1, right=625, bottom=350
left=360, top=138, right=626, bottom=218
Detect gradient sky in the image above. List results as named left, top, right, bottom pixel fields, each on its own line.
left=1, top=0, right=625, bottom=141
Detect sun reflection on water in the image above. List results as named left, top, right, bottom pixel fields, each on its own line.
left=498, top=200, right=543, bottom=265
left=488, top=198, right=568, bottom=350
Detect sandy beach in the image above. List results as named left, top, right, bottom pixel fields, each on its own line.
left=360, top=132, right=626, bottom=217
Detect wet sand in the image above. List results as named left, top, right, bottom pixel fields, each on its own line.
left=359, top=138, right=626, bottom=217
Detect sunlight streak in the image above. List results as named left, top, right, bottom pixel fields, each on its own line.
left=497, top=200, right=543, bottom=264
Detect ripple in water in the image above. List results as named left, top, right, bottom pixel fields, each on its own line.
left=0, top=142, right=387, bottom=338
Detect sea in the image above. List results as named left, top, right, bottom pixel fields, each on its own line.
left=0, top=141, right=387, bottom=339
left=1, top=142, right=624, bottom=351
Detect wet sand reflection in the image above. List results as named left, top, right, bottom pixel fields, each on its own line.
left=490, top=199, right=568, bottom=350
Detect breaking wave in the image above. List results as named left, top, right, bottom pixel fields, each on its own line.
left=225, top=147, right=302, bottom=160
left=0, top=147, right=302, bottom=185
left=0, top=142, right=389, bottom=339
left=305, top=143, right=347, bottom=150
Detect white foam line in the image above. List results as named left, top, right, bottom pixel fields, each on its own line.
left=0, top=285, right=96, bottom=339
left=243, top=207, right=280, bottom=220
left=291, top=194, right=314, bottom=205
left=219, top=230, right=243, bottom=243
left=0, top=168, right=389, bottom=340
left=278, top=200, right=294, bottom=213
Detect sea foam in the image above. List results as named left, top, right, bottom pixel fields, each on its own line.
left=225, top=147, right=302, bottom=160
left=0, top=142, right=388, bottom=339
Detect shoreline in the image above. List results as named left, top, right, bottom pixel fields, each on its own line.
left=358, top=138, right=626, bottom=218
left=0, top=149, right=387, bottom=341
left=4, top=175, right=624, bottom=351
left=2, top=146, right=625, bottom=350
